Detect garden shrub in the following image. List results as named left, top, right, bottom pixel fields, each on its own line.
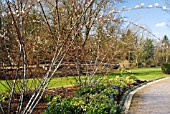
left=85, top=94, right=123, bottom=114
left=125, top=76, right=136, bottom=84
left=161, top=63, right=170, bottom=74
left=96, top=83, right=108, bottom=92
left=44, top=95, right=52, bottom=102
left=108, top=76, right=128, bottom=88
left=126, top=75, right=138, bottom=80
left=100, top=87, right=119, bottom=99
left=45, top=96, right=86, bottom=114
left=76, top=86, right=96, bottom=95
left=45, top=94, right=123, bottom=114
left=44, top=75, right=137, bottom=114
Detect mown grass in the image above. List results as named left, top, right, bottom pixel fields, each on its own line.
left=0, top=67, right=169, bottom=92
left=107, top=67, right=168, bottom=81
left=0, top=76, right=77, bottom=93
left=129, top=67, right=168, bottom=81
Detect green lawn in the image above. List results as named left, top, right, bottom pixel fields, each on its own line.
left=129, top=67, right=169, bottom=81
left=0, top=67, right=169, bottom=92
left=0, top=76, right=77, bottom=93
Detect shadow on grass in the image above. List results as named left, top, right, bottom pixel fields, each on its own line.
left=107, top=72, right=121, bottom=77
left=108, top=69, right=162, bottom=77
left=131, top=70, right=161, bottom=76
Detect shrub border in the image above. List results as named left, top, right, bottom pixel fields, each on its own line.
left=120, top=77, right=170, bottom=114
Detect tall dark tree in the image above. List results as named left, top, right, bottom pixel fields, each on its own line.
left=162, top=35, right=170, bottom=63
left=143, top=38, right=155, bottom=65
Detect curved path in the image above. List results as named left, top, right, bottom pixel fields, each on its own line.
left=128, top=77, right=170, bottom=114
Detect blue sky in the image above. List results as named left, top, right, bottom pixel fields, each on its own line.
left=120, top=0, right=170, bottom=40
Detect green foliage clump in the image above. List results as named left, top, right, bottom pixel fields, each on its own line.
left=100, top=87, right=119, bottom=98
left=44, top=95, right=52, bottom=102
left=118, top=67, right=132, bottom=76
left=44, top=75, right=138, bottom=114
left=107, top=76, right=135, bottom=88
left=44, top=94, right=122, bottom=114
left=76, top=87, right=96, bottom=95
left=161, top=63, right=170, bottom=74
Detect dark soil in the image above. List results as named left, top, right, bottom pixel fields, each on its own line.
left=0, top=67, right=144, bottom=113
left=1, top=85, right=81, bottom=114
left=1, top=81, right=145, bottom=114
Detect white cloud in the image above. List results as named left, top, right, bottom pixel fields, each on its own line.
left=155, top=22, right=166, bottom=27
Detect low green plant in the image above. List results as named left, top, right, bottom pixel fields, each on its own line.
left=95, top=83, right=108, bottom=93
left=44, top=75, right=138, bottom=114
left=161, top=63, right=170, bottom=74
left=44, top=95, right=52, bottom=102
left=125, top=76, right=137, bottom=84
left=85, top=94, right=122, bottom=114
left=118, top=67, right=132, bottom=76
left=100, top=87, right=119, bottom=99
left=51, top=95, right=62, bottom=102
left=108, top=76, right=127, bottom=88
left=44, top=94, right=123, bottom=114
left=76, top=86, right=96, bottom=95
left=45, top=96, right=85, bottom=114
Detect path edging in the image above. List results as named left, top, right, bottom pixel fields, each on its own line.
left=120, top=77, right=169, bottom=114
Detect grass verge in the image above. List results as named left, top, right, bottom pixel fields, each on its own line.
left=0, top=67, right=168, bottom=92
left=129, top=67, right=168, bottom=81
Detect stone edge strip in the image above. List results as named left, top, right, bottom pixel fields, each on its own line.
left=120, top=77, right=169, bottom=114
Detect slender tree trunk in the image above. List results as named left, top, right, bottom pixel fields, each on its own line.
left=0, top=0, right=2, bottom=30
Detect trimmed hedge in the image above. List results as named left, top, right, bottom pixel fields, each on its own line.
left=161, top=63, right=170, bottom=74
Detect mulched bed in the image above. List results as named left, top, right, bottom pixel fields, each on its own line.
left=1, top=80, right=146, bottom=114
left=0, top=66, right=146, bottom=114
left=1, top=85, right=80, bottom=114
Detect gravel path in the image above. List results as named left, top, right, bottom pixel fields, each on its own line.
left=128, top=77, right=170, bottom=114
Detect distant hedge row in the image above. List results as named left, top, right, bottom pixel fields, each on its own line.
left=161, top=63, right=170, bottom=74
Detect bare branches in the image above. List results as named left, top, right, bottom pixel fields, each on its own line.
left=0, top=0, right=169, bottom=114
